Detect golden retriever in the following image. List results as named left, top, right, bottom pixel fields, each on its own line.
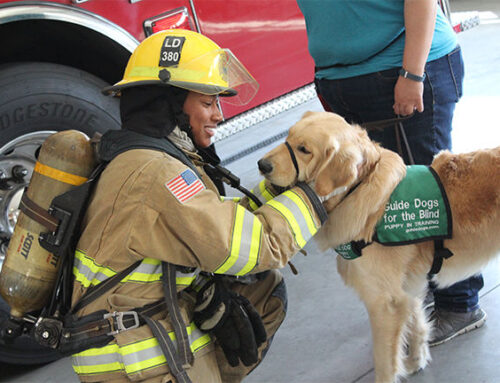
left=258, top=111, right=500, bottom=383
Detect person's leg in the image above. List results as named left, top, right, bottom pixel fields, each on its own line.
left=433, top=275, right=484, bottom=312
left=215, top=270, right=287, bottom=383
left=424, top=46, right=486, bottom=344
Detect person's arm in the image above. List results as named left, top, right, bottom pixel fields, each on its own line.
left=393, top=0, right=437, bottom=116
left=127, top=157, right=327, bottom=274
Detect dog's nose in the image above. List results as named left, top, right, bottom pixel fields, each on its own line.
left=258, top=159, right=273, bottom=174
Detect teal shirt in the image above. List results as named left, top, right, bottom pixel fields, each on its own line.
left=297, top=0, right=458, bottom=79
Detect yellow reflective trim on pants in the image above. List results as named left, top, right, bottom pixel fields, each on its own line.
left=34, top=161, right=88, bottom=186
left=73, top=323, right=212, bottom=376
left=73, top=361, right=123, bottom=375
left=72, top=344, right=123, bottom=375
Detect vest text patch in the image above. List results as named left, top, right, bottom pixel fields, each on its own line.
left=336, top=166, right=452, bottom=260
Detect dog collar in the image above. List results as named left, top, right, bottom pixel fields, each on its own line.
left=316, top=185, right=348, bottom=202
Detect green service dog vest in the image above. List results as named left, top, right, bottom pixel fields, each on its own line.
left=336, top=165, right=452, bottom=260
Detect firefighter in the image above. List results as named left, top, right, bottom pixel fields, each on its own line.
left=69, top=29, right=327, bottom=383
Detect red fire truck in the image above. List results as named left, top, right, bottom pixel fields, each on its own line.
left=0, top=0, right=477, bottom=365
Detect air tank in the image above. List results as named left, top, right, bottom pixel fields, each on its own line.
left=0, top=130, right=95, bottom=318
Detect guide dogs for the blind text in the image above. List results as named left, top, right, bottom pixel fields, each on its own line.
left=258, top=111, right=500, bottom=383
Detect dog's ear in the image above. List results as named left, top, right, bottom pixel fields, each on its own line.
left=315, top=141, right=359, bottom=196
left=301, top=110, right=316, bottom=119
left=318, top=146, right=407, bottom=248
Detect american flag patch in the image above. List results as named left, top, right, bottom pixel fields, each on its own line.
left=165, top=169, right=205, bottom=203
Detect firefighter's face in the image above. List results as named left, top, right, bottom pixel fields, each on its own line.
left=183, top=92, right=223, bottom=148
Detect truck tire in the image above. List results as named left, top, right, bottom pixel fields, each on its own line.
left=0, top=62, right=120, bottom=365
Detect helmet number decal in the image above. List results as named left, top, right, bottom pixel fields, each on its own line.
left=159, top=36, right=186, bottom=67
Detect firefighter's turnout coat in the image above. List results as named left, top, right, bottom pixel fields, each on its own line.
left=70, top=132, right=324, bottom=382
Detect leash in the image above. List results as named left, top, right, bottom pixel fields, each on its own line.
left=361, top=114, right=415, bottom=165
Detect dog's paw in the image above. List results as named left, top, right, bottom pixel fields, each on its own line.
left=404, top=343, right=431, bottom=375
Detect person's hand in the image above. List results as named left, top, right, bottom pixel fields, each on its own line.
left=193, top=279, right=267, bottom=367
left=393, top=76, right=424, bottom=116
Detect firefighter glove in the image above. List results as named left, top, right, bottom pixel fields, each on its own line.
left=193, top=279, right=266, bottom=367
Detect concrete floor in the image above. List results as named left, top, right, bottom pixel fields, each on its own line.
left=1, top=0, right=499, bottom=382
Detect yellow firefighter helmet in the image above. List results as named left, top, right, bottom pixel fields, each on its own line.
left=103, top=29, right=259, bottom=105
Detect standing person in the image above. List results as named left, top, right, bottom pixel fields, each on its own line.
left=296, top=0, right=486, bottom=346
left=69, top=29, right=327, bottom=383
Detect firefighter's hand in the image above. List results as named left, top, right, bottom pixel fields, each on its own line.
left=193, top=279, right=267, bottom=367
left=393, top=76, right=424, bottom=116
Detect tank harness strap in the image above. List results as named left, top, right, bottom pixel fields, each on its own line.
left=58, top=300, right=167, bottom=355
left=19, top=192, right=59, bottom=233
left=160, top=262, right=194, bottom=367
left=70, top=260, right=142, bottom=315
left=98, top=129, right=201, bottom=177
left=142, top=316, right=193, bottom=383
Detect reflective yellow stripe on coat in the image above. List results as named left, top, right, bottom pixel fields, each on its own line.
left=215, top=204, right=262, bottom=276
left=266, top=189, right=319, bottom=248
left=72, top=322, right=211, bottom=377
left=73, top=251, right=199, bottom=288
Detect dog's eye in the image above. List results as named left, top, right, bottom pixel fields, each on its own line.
left=297, top=145, right=311, bottom=154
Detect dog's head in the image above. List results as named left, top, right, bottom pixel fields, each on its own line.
left=258, top=111, right=380, bottom=200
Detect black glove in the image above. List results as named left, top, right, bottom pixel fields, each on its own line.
left=193, top=279, right=267, bottom=367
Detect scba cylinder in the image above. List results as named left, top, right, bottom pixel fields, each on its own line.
left=0, top=130, right=96, bottom=318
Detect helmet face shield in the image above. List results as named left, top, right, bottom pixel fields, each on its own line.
left=167, top=49, right=259, bottom=106
left=103, top=30, right=259, bottom=106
